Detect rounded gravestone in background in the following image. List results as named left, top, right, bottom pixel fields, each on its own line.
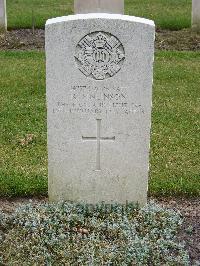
left=75, top=31, right=125, bottom=80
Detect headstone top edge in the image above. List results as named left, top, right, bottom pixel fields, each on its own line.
left=46, top=14, right=155, bottom=27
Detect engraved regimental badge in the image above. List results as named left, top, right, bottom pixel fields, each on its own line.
left=75, top=31, right=125, bottom=80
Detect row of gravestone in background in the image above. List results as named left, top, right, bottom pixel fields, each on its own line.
left=0, top=0, right=200, bottom=32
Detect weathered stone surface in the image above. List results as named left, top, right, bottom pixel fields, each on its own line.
left=0, top=0, right=6, bottom=33
left=74, top=0, right=124, bottom=14
left=46, top=14, right=155, bottom=205
left=192, top=0, right=200, bottom=31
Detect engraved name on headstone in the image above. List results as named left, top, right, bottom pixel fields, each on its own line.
left=0, top=0, right=6, bottom=33
left=74, top=0, right=124, bottom=14
left=46, top=10, right=155, bottom=205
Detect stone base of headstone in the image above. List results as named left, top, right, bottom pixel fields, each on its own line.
left=192, top=0, right=200, bottom=32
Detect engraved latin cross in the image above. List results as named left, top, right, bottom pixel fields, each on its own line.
left=82, top=119, right=115, bottom=170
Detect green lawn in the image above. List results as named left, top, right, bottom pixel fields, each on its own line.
left=0, top=51, right=199, bottom=197
left=7, top=0, right=191, bottom=30
left=151, top=51, right=200, bottom=196
left=0, top=52, right=47, bottom=196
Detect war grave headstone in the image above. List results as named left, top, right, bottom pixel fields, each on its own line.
left=192, top=0, right=200, bottom=31
left=0, top=0, right=6, bottom=33
left=46, top=0, right=155, bottom=205
left=74, top=0, right=124, bottom=14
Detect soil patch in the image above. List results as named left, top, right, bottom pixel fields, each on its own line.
left=0, top=28, right=200, bottom=51
left=156, top=28, right=200, bottom=51
left=0, top=29, right=44, bottom=51
left=0, top=197, right=199, bottom=265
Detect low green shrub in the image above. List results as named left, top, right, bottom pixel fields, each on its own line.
left=0, top=201, right=189, bottom=265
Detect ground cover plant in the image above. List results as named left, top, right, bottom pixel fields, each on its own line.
left=0, top=201, right=190, bottom=265
left=7, top=0, right=191, bottom=30
left=0, top=51, right=199, bottom=197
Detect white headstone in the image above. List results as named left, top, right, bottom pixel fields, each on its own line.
left=74, top=0, right=124, bottom=14
left=0, top=0, right=6, bottom=33
left=46, top=13, right=155, bottom=205
left=192, top=0, right=200, bottom=31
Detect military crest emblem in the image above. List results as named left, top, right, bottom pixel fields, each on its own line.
left=75, top=31, right=125, bottom=80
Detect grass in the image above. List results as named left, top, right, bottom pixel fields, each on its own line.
left=0, top=50, right=199, bottom=197
left=125, top=0, right=191, bottom=30
left=0, top=52, right=47, bottom=197
left=7, top=0, right=192, bottom=30
left=150, top=51, right=200, bottom=196
left=7, top=0, right=73, bottom=30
